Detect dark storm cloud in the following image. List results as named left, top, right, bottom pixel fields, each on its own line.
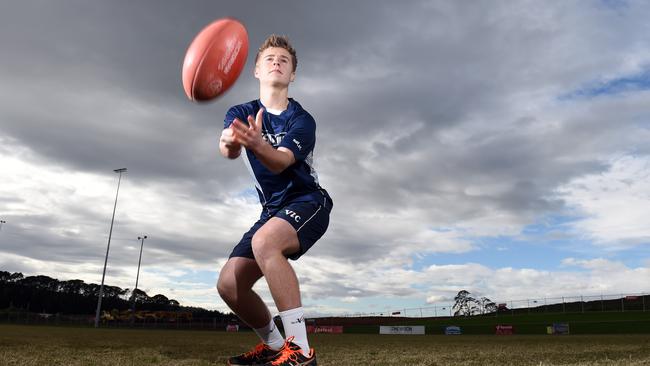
left=0, top=0, right=626, bottom=189
left=1, top=1, right=252, bottom=186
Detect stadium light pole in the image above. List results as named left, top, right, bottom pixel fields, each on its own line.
left=95, top=168, right=127, bottom=328
left=130, top=235, right=147, bottom=323
left=0, top=220, right=5, bottom=231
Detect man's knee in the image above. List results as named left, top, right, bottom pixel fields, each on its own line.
left=251, top=233, right=271, bottom=261
left=217, top=259, right=261, bottom=303
left=252, top=218, right=300, bottom=262
left=216, top=273, right=235, bottom=302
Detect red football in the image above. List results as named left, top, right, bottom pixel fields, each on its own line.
left=182, top=18, right=249, bottom=102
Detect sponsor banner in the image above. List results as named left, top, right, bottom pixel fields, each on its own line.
left=495, top=325, right=514, bottom=335
left=444, top=326, right=462, bottom=335
left=226, top=324, right=239, bottom=332
left=551, top=323, right=570, bottom=335
left=379, top=325, right=425, bottom=335
left=306, top=325, right=344, bottom=334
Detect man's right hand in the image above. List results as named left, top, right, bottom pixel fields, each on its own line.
left=220, top=128, right=242, bottom=159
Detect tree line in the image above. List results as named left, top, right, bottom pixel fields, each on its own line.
left=0, top=271, right=226, bottom=318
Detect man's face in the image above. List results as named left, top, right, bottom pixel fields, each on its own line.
left=255, top=47, right=295, bottom=86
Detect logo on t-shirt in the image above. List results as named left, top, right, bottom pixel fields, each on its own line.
left=263, top=132, right=286, bottom=147
left=293, top=138, right=302, bottom=151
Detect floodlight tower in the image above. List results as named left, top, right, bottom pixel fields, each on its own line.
left=131, top=235, right=147, bottom=321
left=95, top=168, right=127, bottom=328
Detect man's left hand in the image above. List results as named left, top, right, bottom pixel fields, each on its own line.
left=231, top=108, right=265, bottom=152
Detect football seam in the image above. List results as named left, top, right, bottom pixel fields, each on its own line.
left=191, top=21, right=228, bottom=101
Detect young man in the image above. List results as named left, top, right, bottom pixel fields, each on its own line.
left=217, top=35, right=332, bottom=366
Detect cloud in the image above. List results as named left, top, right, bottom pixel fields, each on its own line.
left=556, top=155, right=650, bottom=248
left=425, top=295, right=450, bottom=304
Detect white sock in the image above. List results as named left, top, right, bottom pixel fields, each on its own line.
left=280, top=307, right=310, bottom=356
left=254, top=318, right=285, bottom=350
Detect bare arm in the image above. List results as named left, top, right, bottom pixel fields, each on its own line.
left=230, top=108, right=296, bottom=174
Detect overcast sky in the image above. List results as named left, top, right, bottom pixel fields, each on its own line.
left=1, top=0, right=650, bottom=317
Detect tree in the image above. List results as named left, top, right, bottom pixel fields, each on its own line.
left=152, top=294, right=170, bottom=309
left=0, top=271, right=12, bottom=283
left=453, top=290, right=476, bottom=316
left=478, top=296, right=497, bottom=314
left=19, top=275, right=59, bottom=292
left=102, top=285, right=128, bottom=299
left=152, top=294, right=169, bottom=305
left=453, top=291, right=497, bottom=316
left=84, top=283, right=101, bottom=297
left=0, top=271, right=25, bottom=283
left=130, top=288, right=151, bottom=305
left=59, top=279, right=86, bottom=295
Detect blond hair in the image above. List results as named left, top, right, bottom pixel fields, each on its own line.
left=255, top=34, right=297, bottom=72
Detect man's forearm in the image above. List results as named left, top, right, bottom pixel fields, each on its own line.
left=250, top=143, right=294, bottom=174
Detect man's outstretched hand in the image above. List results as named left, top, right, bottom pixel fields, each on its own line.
left=231, top=108, right=265, bottom=152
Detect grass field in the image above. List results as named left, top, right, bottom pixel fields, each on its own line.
left=2, top=325, right=650, bottom=365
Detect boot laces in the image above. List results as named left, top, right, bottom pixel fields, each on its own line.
left=243, top=342, right=268, bottom=358
left=271, top=337, right=305, bottom=365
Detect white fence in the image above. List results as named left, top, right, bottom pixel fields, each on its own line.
left=337, top=292, right=649, bottom=318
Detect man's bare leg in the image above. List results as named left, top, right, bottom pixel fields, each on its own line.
left=217, top=257, right=270, bottom=328
left=252, top=217, right=310, bottom=355
left=251, top=217, right=302, bottom=311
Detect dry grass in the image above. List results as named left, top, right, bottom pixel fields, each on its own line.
left=1, top=324, right=650, bottom=365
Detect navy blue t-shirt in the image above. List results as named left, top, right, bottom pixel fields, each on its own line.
left=224, top=98, right=331, bottom=212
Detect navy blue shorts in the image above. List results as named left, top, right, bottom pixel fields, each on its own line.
left=229, top=198, right=332, bottom=261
